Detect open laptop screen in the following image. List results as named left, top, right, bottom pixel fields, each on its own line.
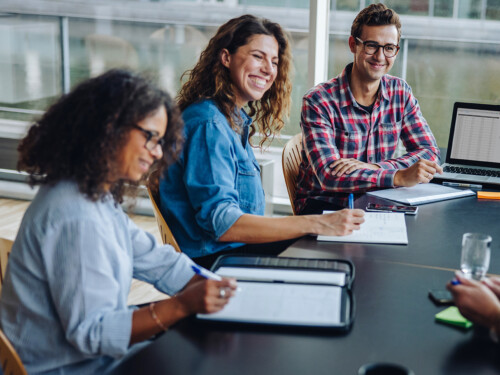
left=446, top=103, right=500, bottom=168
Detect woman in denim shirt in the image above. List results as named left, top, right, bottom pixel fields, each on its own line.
left=159, top=15, right=365, bottom=268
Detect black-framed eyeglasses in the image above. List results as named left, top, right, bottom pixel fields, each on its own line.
left=131, top=124, right=165, bottom=151
left=355, top=37, right=400, bottom=58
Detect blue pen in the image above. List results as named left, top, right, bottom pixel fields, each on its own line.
left=451, top=279, right=461, bottom=285
left=191, top=264, right=222, bottom=281
left=192, top=265, right=241, bottom=292
left=348, top=193, right=354, bottom=209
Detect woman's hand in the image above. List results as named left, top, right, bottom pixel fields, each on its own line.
left=131, top=276, right=236, bottom=345
left=313, top=208, right=365, bottom=236
left=175, top=277, right=237, bottom=315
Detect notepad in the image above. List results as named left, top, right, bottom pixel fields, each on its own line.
left=196, top=255, right=355, bottom=329
left=317, top=212, right=408, bottom=245
left=366, top=184, right=475, bottom=205
left=198, top=281, right=343, bottom=326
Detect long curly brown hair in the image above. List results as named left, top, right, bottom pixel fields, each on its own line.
left=177, top=14, right=292, bottom=146
left=18, top=69, right=183, bottom=203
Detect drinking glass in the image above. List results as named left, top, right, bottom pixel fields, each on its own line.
left=460, top=233, right=492, bottom=280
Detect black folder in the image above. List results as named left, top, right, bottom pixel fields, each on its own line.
left=196, top=254, right=355, bottom=331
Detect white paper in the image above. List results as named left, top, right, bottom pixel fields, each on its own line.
left=198, top=281, right=342, bottom=326
left=317, top=212, right=408, bottom=244
left=216, top=267, right=346, bottom=286
left=366, top=184, right=475, bottom=205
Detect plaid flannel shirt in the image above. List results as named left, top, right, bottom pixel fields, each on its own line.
left=295, top=63, right=440, bottom=213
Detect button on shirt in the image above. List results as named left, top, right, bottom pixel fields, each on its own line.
left=159, top=99, right=265, bottom=258
left=295, top=63, right=440, bottom=212
left=0, top=180, right=196, bottom=375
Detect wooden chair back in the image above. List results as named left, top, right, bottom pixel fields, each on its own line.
left=282, top=133, right=303, bottom=215
left=0, top=238, right=13, bottom=294
left=147, top=171, right=181, bottom=253
left=0, top=329, right=27, bottom=375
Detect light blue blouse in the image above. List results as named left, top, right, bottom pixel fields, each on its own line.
left=0, top=180, right=196, bottom=374
left=159, top=99, right=265, bottom=258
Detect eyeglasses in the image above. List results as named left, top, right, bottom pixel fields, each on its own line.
left=131, top=124, right=165, bottom=151
left=355, top=37, right=400, bottom=58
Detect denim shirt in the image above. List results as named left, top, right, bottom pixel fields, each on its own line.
left=159, top=99, right=265, bottom=258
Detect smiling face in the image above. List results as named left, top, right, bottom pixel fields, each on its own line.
left=117, top=105, right=167, bottom=182
left=349, top=24, right=399, bottom=84
left=221, top=34, right=279, bottom=108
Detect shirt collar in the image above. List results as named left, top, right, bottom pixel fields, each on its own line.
left=239, top=107, right=252, bottom=128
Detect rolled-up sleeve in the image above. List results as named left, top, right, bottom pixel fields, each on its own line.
left=183, top=120, right=244, bottom=240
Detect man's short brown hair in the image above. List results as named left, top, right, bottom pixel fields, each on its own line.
left=351, top=3, right=402, bottom=42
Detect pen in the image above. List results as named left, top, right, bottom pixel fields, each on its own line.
left=191, top=264, right=222, bottom=281
left=192, top=265, right=242, bottom=292
left=451, top=279, right=461, bottom=285
left=443, top=182, right=482, bottom=189
left=348, top=193, right=354, bottom=209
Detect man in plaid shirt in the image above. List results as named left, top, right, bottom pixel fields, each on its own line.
left=296, top=3, right=442, bottom=214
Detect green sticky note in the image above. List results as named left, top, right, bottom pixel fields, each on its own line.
left=435, top=306, right=473, bottom=329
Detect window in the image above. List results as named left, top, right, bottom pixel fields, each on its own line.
left=2, top=0, right=500, bottom=168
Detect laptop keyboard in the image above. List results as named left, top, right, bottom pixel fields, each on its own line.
left=443, top=166, right=500, bottom=177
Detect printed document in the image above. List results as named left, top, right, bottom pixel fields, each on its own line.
left=317, top=212, right=408, bottom=244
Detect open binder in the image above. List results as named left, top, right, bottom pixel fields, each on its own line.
left=196, top=255, right=355, bottom=331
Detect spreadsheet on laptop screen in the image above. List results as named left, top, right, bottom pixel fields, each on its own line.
left=450, top=108, right=500, bottom=163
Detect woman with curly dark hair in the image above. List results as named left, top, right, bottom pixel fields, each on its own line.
left=159, top=15, right=365, bottom=268
left=0, top=69, right=236, bottom=375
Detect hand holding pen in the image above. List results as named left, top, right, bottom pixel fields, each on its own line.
left=170, top=265, right=237, bottom=315
left=447, top=272, right=500, bottom=331
left=192, top=264, right=238, bottom=299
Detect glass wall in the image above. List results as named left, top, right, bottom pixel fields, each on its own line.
left=405, top=39, right=500, bottom=146
left=0, top=14, right=61, bottom=118
left=434, top=0, right=454, bottom=17
left=1, top=0, right=500, bottom=172
left=0, top=2, right=312, bottom=164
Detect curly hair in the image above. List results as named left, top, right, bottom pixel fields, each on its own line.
left=18, top=69, right=183, bottom=203
left=177, top=14, right=292, bottom=146
left=351, top=3, right=402, bottom=42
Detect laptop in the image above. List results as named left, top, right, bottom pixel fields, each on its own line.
left=433, top=102, right=500, bottom=187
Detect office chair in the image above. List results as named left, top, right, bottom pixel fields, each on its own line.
left=282, top=134, right=303, bottom=215
left=0, top=329, right=27, bottom=375
left=146, top=171, right=181, bottom=253
left=0, top=238, right=13, bottom=294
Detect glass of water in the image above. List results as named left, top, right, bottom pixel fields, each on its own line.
left=460, top=233, right=492, bottom=280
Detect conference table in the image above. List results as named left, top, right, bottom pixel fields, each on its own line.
left=112, top=190, right=500, bottom=375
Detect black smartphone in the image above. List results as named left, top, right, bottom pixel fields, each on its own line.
left=428, top=289, right=454, bottom=305
left=366, top=203, right=418, bottom=215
